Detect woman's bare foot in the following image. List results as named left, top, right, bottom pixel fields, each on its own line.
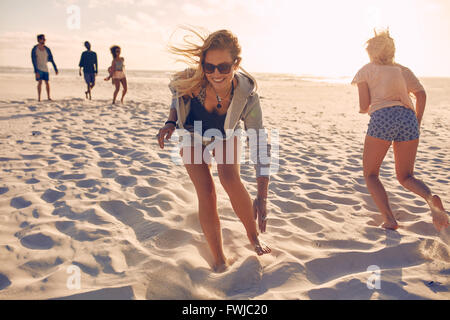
left=430, top=195, right=449, bottom=232
left=381, top=213, right=398, bottom=230
left=213, top=259, right=229, bottom=273
left=382, top=221, right=399, bottom=230
left=250, top=236, right=271, bottom=256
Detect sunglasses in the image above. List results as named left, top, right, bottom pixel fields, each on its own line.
left=203, top=61, right=234, bottom=74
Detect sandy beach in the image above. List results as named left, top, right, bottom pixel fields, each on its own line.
left=0, top=68, right=449, bottom=300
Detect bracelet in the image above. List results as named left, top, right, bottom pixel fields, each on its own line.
left=165, top=120, right=177, bottom=126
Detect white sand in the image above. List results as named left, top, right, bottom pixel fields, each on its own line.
left=0, top=69, right=449, bottom=299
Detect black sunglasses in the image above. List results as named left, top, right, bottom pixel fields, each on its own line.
left=203, top=61, right=234, bottom=74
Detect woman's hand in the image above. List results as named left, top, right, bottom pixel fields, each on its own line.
left=157, top=123, right=176, bottom=149
left=253, top=197, right=268, bottom=233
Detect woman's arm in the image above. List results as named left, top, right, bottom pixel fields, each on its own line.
left=413, top=90, right=426, bottom=126
left=243, top=93, right=270, bottom=232
left=157, top=92, right=179, bottom=149
left=167, top=107, right=178, bottom=122
left=357, top=82, right=370, bottom=114
left=104, top=60, right=115, bottom=80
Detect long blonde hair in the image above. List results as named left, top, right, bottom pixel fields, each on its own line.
left=168, top=27, right=256, bottom=97
left=366, top=29, right=395, bottom=65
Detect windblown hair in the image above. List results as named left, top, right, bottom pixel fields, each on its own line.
left=168, top=27, right=256, bottom=97
left=366, top=29, right=395, bottom=65
left=110, top=45, right=121, bottom=58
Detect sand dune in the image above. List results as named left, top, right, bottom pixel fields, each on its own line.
left=0, top=72, right=449, bottom=299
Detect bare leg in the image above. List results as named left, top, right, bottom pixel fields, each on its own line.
left=120, top=78, right=127, bottom=103
left=393, top=139, right=449, bottom=231
left=363, top=135, right=398, bottom=230
left=216, top=137, right=271, bottom=255
left=181, top=145, right=227, bottom=271
left=112, top=79, right=120, bottom=104
left=90, top=82, right=95, bottom=100
left=37, top=80, right=42, bottom=102
left=45, top=81, right=51, bottom=100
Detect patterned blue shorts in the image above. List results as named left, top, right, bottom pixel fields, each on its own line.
left=367, top=106, right=419, bottom=142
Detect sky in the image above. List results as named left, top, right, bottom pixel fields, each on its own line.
left=0, top=0, right=449, bottom=77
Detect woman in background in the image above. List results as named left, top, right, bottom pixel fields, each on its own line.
left=352, top=30, right=449, bottom=231
left=104, top=45, right=127, bottom=104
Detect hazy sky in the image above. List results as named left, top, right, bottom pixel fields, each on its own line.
left=0, top=0, right=449, bottom=77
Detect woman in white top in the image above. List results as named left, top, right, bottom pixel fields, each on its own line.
left=104, top=45, right=127, bottom=104
left=352, top=30, right=449, bottom=231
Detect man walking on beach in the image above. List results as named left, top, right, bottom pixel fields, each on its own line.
left=78, top=41, right=98, bottom=100
left=31, top=34, right=58, bottom=101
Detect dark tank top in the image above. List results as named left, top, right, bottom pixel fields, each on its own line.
left=184, top=95, right=227, bottom=137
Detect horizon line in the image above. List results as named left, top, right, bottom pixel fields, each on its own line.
left=1, top=65, right=449, bottom=79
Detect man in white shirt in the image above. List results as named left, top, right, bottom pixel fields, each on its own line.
left=31, top=34, right=58, bottom=101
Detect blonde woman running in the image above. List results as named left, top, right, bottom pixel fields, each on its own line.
left=352, top=30, right=449, bottom=231
left=157, top=29, right=271, bottom=272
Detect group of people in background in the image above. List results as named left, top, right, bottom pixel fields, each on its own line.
left=31, top=34, right=127, bottom=103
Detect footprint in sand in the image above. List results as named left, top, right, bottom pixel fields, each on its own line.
left=55, top=221, right=110, bottom=242
left=71, top=261, right=100, bottom=277
left=19, top=233, right=55, bottom=250
left=93, top=253, right=124, bottom=275
left=129, top=168, right=153, bottom=176
left=101, top=169, right=117, bottom=178
left=94, top=147, right=114, bottom=158
left=76, top=179, right=100, bottom=188
left=0, top=273, right=11, bottom=290
left=98, top=161, right=117, bottom=168
left=41, top=189, right=65, bottom=203
left=21, top=257, right=64, bottom=278
left=48, top=171, right=64, bottom=179
left=100, top=200, right=168, bottom=242
left=60, top=154, right=79, bottom=161
left=60, top=173, right=86, bottom=180
left=87, top=139, right=103, bottom=146
left=21, top=154, right=44, bottom=160
left=25, top=178, right=40, bottom=184
left=290, top=216, right=323, bottom=233
left=153, top=229, right=193, bottom=250
left=271, top=199, right=308, bottom=214
left=114, top=175, right=137, bottom=187
left=10, top=196, right=32, bottom=209
left=134, top=186, right=156, bottom=198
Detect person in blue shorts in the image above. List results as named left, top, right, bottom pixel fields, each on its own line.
left=352, top=30, right=449, bottom=232
left=79, top=41, right=98, bottom=100
left=31, top=34, right=58, bottom=101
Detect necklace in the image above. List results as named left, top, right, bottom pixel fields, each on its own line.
left=211, top=81, right=234, bottom=109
